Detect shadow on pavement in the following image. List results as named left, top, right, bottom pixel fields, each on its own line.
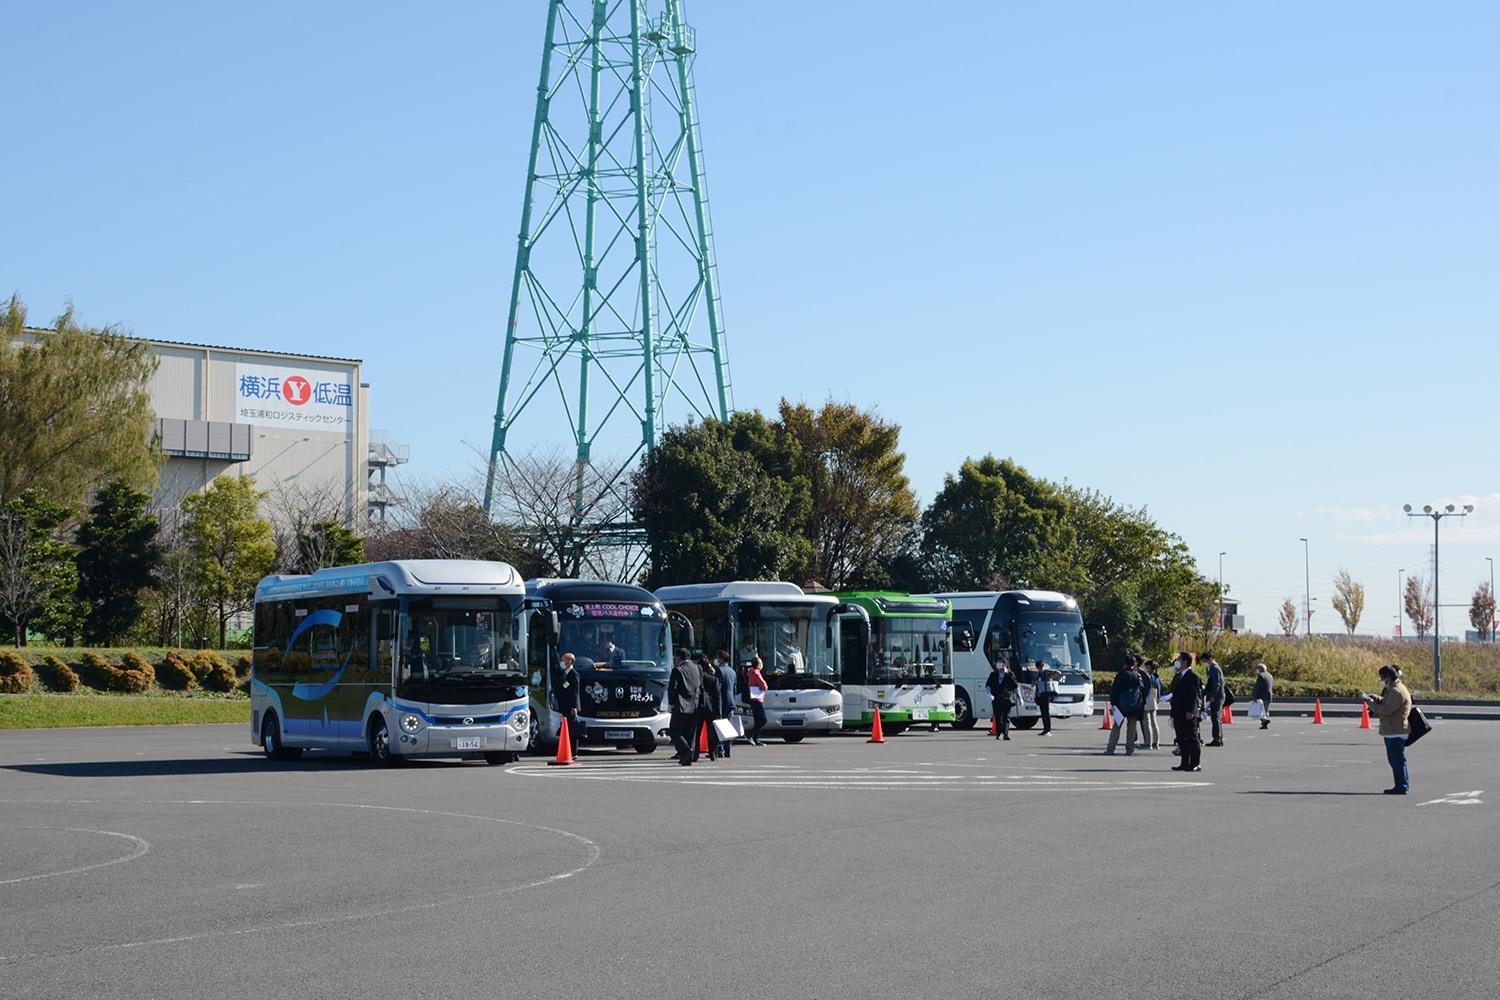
left=1239, top=790, right=1385, bottom=796
left=3, top=754, right=477, bottom=778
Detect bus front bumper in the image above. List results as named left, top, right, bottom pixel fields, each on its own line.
left=397, top=722, right=529, bottom=756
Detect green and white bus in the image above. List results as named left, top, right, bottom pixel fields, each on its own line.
left=251, top=560, right=530, bottom=765
left=836, top=592, right=958, bottom=733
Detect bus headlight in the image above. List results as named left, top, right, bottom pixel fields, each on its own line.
left=509, top=710, right=529, bottom=733
left=400, top=714, right=422, bottom=734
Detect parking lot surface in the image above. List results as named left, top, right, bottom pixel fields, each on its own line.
left=2, top=717, right=1496, bottom=999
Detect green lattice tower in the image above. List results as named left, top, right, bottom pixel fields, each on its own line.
left=484, top=0, right=732, bottom=518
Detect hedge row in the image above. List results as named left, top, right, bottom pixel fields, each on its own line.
left=0, top=648, right=250, bottom=697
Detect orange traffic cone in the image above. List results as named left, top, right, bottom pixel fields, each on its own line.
left=1100, top=702, right=1113, bottom=730
left=1312, top=699, right=1324, bottom=724
left=548, top=717, right=577, bottom=766
left=1359, top=702, right=1371, bottom=729
left=1222, top=704, right=1234, bottom=724
left=868, top=707, right=886, bottom=743
left=989, top=712, right=997, bottom=736
left=698, top=720, right=711, bottom=754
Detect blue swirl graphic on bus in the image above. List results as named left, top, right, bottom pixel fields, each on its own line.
left=286, top=609, right=353, bottom=701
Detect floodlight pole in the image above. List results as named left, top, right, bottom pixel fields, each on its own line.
left=1299, top=538, right=1311, bottom=636
left=1404, top=503, right=1474, bottom=693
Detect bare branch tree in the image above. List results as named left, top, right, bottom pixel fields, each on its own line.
left=488, top=448, right=640, bottom=580
left=263, top=477, right=357, bottom=574
left=0, top=505, right=51, bottom=645
left=1278, top=597, right=1299, bottom=638
left=1470, top=581, right=1496, bottom=641
left=1404, top=575, right=1434, bottom=637
left=1331, top=568, right=1365, bottom=635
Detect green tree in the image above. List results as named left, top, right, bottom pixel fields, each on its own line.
left=75, top=481, right=162, bottom=645
left=918, top=456, right=1076, bottom=592
left=182, top=475, right=277, bottom=648
left=633, top=413, right=811, bottom=589
left=0, top=295, right=160, bottom=510
left=778, top=400, right=918, bottom=589
left=1469, top=582, right=1495, bottom=641
left=0, top=490, right=75, bottom=646
left=294, top=520, right=365, bottom=574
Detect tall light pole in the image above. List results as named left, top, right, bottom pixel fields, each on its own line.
left=1488, top=556, right=1495, bottom=642
left=1403, top=503, right=1474, bottom=692
left=1396, top=567, right=1404, bottom=637
left=1217, top=551, right=1226, bottom=632
left=1299, top=538, right=1311, bottom=636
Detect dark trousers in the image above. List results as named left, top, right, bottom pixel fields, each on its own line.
left=669, top=714, right=695, bottom=762
left=1208, top=700, right=1224, bottom=743
left=562, top=711, right=581, bottom=755
left=1175, top=717, right=1201, bottom=769
left=749, top=700, right=767, bottom=742
left=1384, top=736, right=1409, bottom=791
left=992, top=698, right=1011, bottom=736
left=695, top=713, right=718, bottom=761
left=1037, top=696, right=1052, bottom=733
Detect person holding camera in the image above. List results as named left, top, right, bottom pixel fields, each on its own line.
left=1366, top=665, right=1413, bottom=795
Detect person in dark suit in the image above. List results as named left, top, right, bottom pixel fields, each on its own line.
left=985, top=660, right=1018, bottom=740
left=555, top=652, right=582, bottom=757
left=1169, top=651, right=1204, bottom=772
left=715, top=650, right=737, bottom=758
left=1032, top=659, right=1058, bottom=735
left=667, top=647, right=702, bottom=765
left=696, top=654, right=721, bottom=761
left=1202, top=652, right=1225, bottom=746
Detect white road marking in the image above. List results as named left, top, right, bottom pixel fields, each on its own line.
left=509, top=762, right=1206, bottom=790
left=0, top=799, right=602, bottom=964
left=0, top=829, right=151, bottom=886
left=1418, top=790, right=1484, bottom=807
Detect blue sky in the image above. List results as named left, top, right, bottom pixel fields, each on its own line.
left=6, top=2, right=1498, bottom=634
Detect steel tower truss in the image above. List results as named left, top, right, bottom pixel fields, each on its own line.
left=485, top=0, right=732, bottom=518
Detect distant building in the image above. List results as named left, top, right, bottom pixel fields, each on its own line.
left=1218, top=597, right=1245, bottom=634
left=21, top=328, right=406, bottom=526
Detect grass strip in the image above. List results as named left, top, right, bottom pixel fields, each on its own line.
left=0, top=694, right=250, bottom=730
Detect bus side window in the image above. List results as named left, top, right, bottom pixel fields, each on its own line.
left=526, top=612, right=550, bottom=701
left=984, top=626, right=1012, bottom=669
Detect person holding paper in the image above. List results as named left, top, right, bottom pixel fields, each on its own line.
left=985, top=659, right=1017, bottom=740
left=1169, top=652, right=1204, bottom=772
left=1366, top=664, right=1412, bottom=795
left=1105, top=656, right=1145, bottom=755
left=1033, top=659, right=1058, bottom=736
left=715, top=649, right=737, bottom=758
left=745, top=656, right=768, bottom=746
left=1141, top=659, right=1163, bottom=749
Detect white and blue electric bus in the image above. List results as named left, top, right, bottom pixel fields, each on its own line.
left=251, top=560, right=530, bottom=765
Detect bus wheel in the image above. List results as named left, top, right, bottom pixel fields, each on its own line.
left=953, top=690, right=977, bottom=730
left=483, top=752, right=516, bottom=766
left=260, top=712, right=301, bottom=761
left=884, top=723, right=909, bottom=736
left=782, top=733, right=805, bottom=744
left=1011, top=716, right=1039, bottom=730
left=527, top=713, right=540, bottom=753
left=633, top=741, right=657, bottom=754
left=368, top=716, right=398, bottom=766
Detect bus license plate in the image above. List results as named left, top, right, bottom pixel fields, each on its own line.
left=912, top=709, right=929, bottom=721
left=782, top=716, right=804, bottom=726
left=452, top=736, right=485, bottom=750
left=604, top=730, right=632, bottom=741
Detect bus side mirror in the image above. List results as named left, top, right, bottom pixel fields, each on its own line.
left=951, top=621, right=976, bottom=652
left=548, top=612, right=561, bottom=643
left=1087, top=623, right=1109, bottom=650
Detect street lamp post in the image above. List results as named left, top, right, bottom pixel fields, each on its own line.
left=1299, top=538, right=1311, bottom=636
left=1403, top=503, right=1474, bottom=693
left=1218, top=551, right=1226, bottom=632
left=1488, top=556, right=1495, bottom=642
left=1397, top=567, right=1404, bottom=638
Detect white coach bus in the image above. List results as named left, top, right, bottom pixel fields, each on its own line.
left=919, top=590, right=1097, bottom=730
left=251, top=560, right=530, bottom=765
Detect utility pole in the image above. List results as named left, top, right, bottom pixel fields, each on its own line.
left=1488, top=555, right=1495, bottom=642
left=1299, top=538, right=1311, bottom=636
left=1403, top=503, right=1473, bottom=692
left=1396, top=567, right=1403, bottom=637
left=1217, top=551, right=1226, bottom=632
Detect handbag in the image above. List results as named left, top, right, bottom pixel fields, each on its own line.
left=1223, top=685, right=1236, bottom=707
left=1246, top=699, right=1265, bottom=720
left=712, top=717, right=741, bottom=741
left=1405, top=706, right=1431, bottom=747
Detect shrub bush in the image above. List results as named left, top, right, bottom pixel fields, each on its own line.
left=76, top=651, right=116, bottom=691
left=120, top=652, right=156, bottom=688
left=82, top=651, right=151, bottom=694
left=35, top=655, right=81, bottom=693
left=233, top=655, right=253, bottom=680
left=0, top=650, right=35, bottom=693
left=156, top=652, right=197, bottom=692
left=189, top=650, right=229, bottom=683
left=198, top=659, right=239, bottom=694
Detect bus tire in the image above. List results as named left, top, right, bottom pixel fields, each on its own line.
left=884, top=723, right=909, bottom=736
left=527, top=712, right=541, bottom=753
left=367, top=715, right=399, bottom=766
left=953, top=689, right=977, bottom=730
left=782, top=733, right=805, bottom=744
left=633, top=741, right=657, bottom=754
left=1011, top=715, right=1039, bottom=730
left=260, top=712, right=300, bottom=760
left=483, top=752, right=515, bottom=766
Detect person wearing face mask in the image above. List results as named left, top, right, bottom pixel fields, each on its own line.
left=1365, top=664, right=1412, bottom=795
left=1168, top=651, right=1204, bottom=772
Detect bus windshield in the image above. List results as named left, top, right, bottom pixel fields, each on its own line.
left=735, top=602, right=836, bottom=687
left=399, top=597, right=523, bottom=704
left=558, top=603, right=669, bottom=675
left=1017, top=613, right=1091, bottom=680
left=870, top=618, right=951, bottom=683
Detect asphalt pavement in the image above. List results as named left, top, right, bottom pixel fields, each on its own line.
left=1, top=715, right=1496, bottom=999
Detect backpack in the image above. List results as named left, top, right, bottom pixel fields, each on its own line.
left=1224, top=684, right=1236, bottom=707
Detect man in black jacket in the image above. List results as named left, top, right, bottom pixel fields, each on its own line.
left=1105, top=656, right=1146, bottom=755
left=985, top=660, right=1018, bottom=740
left=1169, top=651, right=1204, bottom=772
left=668, top=647, right=702, bottom=766
left=555, top=652, right=582, bottom=758
left=696, top=655, right=721, bottom=762
left=1202, top=652, right=1226, bottom=747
